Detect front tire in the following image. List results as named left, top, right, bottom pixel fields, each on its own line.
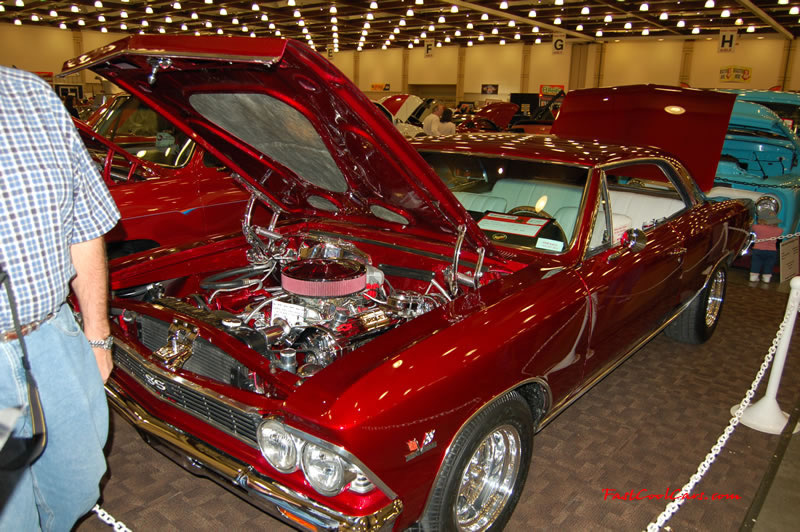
left=419, top=391, right=533, bottom=531
left=665, top=265, right=727, bottom=344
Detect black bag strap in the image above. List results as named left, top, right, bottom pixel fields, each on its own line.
left=0, top=266, right=47, bottom=461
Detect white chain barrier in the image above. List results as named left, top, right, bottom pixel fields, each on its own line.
left=644, top=281, right=800, bottom=531
left=92, top=504, right=133, bottom=532
left=754, top=230, right=800, bottom=243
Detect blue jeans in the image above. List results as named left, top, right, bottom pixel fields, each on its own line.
left=751, top=249, right=778, bottom=275
left=0, top=304, right=108, bottom=531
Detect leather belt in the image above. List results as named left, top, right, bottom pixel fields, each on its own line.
left=1, top=312, right=56, bottom=342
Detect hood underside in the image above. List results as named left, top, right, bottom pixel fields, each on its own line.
left=552, top=85, right=737, bottom=192
left=62, top=35, right=491, bottom=255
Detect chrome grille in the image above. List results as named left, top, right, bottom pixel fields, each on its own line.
left=138, top=314, right=170, bottom=351
left=113, top=345, right=261, bottom=446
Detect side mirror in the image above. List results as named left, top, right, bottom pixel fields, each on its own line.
left=620, top=228, right=647, bottom=252
left=608, top=228, right=647, bottom=262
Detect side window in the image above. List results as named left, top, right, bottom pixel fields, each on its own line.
left=604, top=162, right=689, bottom=232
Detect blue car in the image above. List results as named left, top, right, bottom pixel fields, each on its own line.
left=720, top=88, right=800, bottom=135
left=709, top=99, right=800, bottom=235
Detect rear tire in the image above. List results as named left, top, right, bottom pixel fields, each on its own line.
left=665, top=265, right=727, bottom=344
left=418, top=391, right=533, bottom=531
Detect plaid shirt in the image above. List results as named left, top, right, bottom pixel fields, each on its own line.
left=0, top=66, right=119, bottom=331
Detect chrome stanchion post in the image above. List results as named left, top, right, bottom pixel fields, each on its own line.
left=732, top=276, right=800, bottom=434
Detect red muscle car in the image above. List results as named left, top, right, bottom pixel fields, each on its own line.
left=63, top=37, right=752, bottom=531
left=72, top=93, right=268, bottom=258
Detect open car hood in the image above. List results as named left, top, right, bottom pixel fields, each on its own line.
left=471, top=102, right=520, bottom=129
left=379, top=94, right=425, bottom=123
left=552, top=85, right=736, bottom=192
left=62, top=35, right=490, bottom=254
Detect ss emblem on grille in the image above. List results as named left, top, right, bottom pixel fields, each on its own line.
left=144, top=374, right=167, bottom=392
left=153, top=320, right=198, bottom=369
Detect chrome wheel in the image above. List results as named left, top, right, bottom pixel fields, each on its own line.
left=705, top=268, right=726, bottom=328
left=454, top=424, right=522, bottom=531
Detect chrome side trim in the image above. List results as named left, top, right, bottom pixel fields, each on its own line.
left=106, top=380, right=402, bottom=532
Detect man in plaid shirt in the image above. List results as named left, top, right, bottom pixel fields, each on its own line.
left=0, top=65, right=120, bottom=530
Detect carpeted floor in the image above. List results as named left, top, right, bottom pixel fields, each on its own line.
left=75, top=268, right=800, bottom=531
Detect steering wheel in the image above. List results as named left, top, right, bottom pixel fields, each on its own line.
left=507, top=205, right=568, bottom=245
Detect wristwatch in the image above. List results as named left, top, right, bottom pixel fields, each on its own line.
left=87, top=335, right=114, bottom=350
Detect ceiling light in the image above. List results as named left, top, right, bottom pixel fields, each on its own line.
left=120, top=22, right=127, bottom=29
left=261, top=14, right=268, bottom=21
left=604, top=15, right=613, bottom=22
left=220, top=7, right=228, bottom=15
left=302, top=27, right=308, bottom=33
left=31, top=14, right=39, bottom=21
left=100, top=26, right=107, bottom=32
left=146, top=6, right=153, bottom=14
left=362, top=29, right=368, bottom=35
left=371, top=2, right=378, bottom=8
left=406, top=8, right=414, bottom=16
left=467, top=22, right=473, bottom=29
left=454, top=29, right=461, bottom=36
left=217, top=28, right=222, bottom=34
left=445, top=36, right=451, bottom=42
left=692, top=27, right=700, bottom=34
left=438, top=15, right=445, bottom=23
left=581, top=6, right=590, bottom=15
left=70, top=5, right=79, bottom=13
left=293, top=10, right=300, bottom=17
left=393, top=27, right=399, bottom=33
left=251, top=32, right=257, bottom=38
left=500, top=1, right=509, bottom=8
left=660, top=12, right=668, bottom=20
left=735, top=18, right=743, bottom=25
left=416, top=0, right=423, bottom=4
left=791, top=7, right=800, bottom=15
left=413, top=38, right=419, bottom=43
left=243, top=26, right=248, bottom=32
left=97, top=15, right=105, bottom=22
left=554, top=17, right=561, bottom=24
left=195, top=31, right=200, bottom=36
left=252, top=3, right=259, bottom=10
left=120, top=10, right=128, bottom=18
left=492, top=27, right=498, bottom=34
left=642, top=28, right=649, bottom=35
left=268, top=22, right=275, bottom=29
left=142, top=20, right=149, bottom=26
left=59, top=22, right=67, bottom=29
left=499, top=39, right=505, bottom=45
left=451, top=5, right=458, bottom=13
left=330, top=6, right=337, bottom=14
left=15, top=0, right=23, bottom=6
left=331, top=16, right=337, bottom=23
left=467, top=40, right=473, bottom=46
left=529, top=10, right=537, bottom=17
left=436, top=42, right=441, bottom=47
left=429, top=24, right=435, bottom=31
left=165, top=16, right=172, bottom=23
left=204, top=0, right=212, bottom=3
left=514, top=33, right=520, bottom=39
left=478, top=34, right=484, bottom=40
left=94, top=0, right=102, bottom=7
left=49, top=10, right=57, bottom=17
left=173, top=1, right=181, bottom=8
left=205, top=20, right=211, bottom=27
left=779, top=0, right=789, bottom=3
left=191, top=12, right=198, bottom=19
left=677, top=20, right=685, bottom=27
left=364, top=21, right=370, bottom=29
left=367, top=12, right=374, bottom=19
left=624, top=22, right=632, bottom=29
left=408, top=43, right=414, bottom=48
left=555, top=0, right=564, bottom=5
left=382, top=44, right=387, bottom=50
left=420, top=31, right=427, bottom=38
left=746, top=25, right=755, bottom=32
left=596, top=30, right=603, bottom=36
left=722, top=9, right=731, bottom=17
left=399, top=18, right=405, bottom=26
left=288, top=0, right=295, bottom=5
left=481, top=13, right=489, bottom=20
left=535, top=37, right=541, bottom=44
left=297, top=19, right=304, bottom=26
left=533, top=26, right=539, bottom=32
left=181, top=23, right=187, bottom=30
left=77, top=18, right=85, bottom=25
left=704, top=0, right=714, bottom=7
left=640, top=3, right=648, bottom=11
left=275, top=30, right=281, bottom=35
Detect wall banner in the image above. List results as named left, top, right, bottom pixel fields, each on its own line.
left=718, top=30, right=738, bottom=53
left=719, top=65, right=752, bottom=83
left=552, top=33, right=566, bottom=55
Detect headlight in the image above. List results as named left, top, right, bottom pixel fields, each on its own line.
left=301, top=443, right=356, bottom=496
left=756, top=195, right=781, bottom=218
left=257, top=419, right=298, bottom=473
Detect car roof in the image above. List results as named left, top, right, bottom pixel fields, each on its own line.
left=410, top=132, right=678, bottom=168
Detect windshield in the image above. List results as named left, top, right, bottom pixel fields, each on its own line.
left=750, top=102, right=800, bottom=135
left=418, top=151, right=590, bottom=253
left=93, top=96, right=195, bottom=168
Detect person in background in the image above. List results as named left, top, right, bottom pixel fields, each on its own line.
left=0, top=65, right=120, bottom=530
left=438, top=108, right=456, bottom=136
left=749, top=213, right=783, bottom=283
left=422, top=103, right=444, bottom=136
left=64, top=94, right=80, bottom=119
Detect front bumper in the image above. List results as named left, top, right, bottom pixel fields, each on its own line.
left=105, top=379, right=403, bottom=531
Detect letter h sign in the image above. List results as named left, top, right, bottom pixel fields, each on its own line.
left=719, top=30, right=737, bottom=53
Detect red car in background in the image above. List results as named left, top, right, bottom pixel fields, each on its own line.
left=63, top=35, right=752, bottom=532
left=73, top=93, right=268, bottom=258
left=454, top=101, right=519, bottom=132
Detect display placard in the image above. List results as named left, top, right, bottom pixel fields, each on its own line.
left=780, top=236, right=799, bottom=283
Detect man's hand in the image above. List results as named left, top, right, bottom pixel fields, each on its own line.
left=93, top=347, right=113, bottom=383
